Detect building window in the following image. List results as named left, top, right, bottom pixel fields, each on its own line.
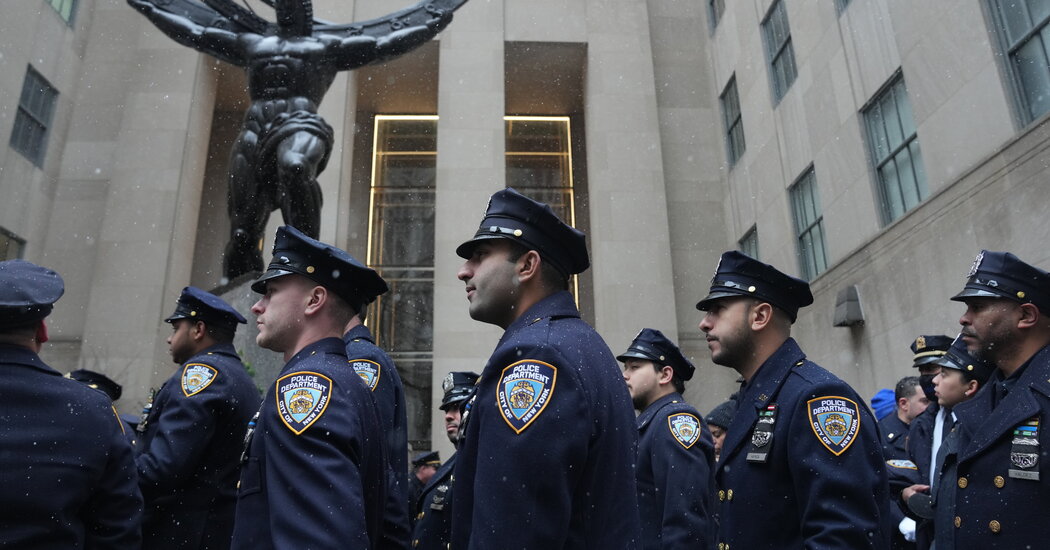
left=47, top=0, right=77, bottom=23
left=789, top=168, right=829, bottom=280
left=720, top=76, right=746, bottom=167
left=837, top=0, right=853, bottom=13
left=10, top=67, right=58, bottom=168
left=709, top=0, right=725, bottom=30
left=0, top=228, right=26, bottom=260
left=989, top=0, right=1050, bottom=123
left=505, top=116, right=581, bottom=297
left=739, top=226, right=759, bottom=259
left=762, top=0, right=798, bottom=103
left=863, top=74, right=927, bottom=224
left=368, top=115, right=438, bottom=451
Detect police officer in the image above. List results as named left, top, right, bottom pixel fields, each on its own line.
left=879, top=375, right=928, bottom=550
left=619, top=328, right=714, bottom=549
left=902, top=334, right=993, bottom=549
left=412, top=371, right=478, bottom=550
left=697, top=250, right=890, bottom=549
left=136, top=286, right=260, bottom=549
left=232, top=226, right=388, bottom=549
left=0, top=259, right=142, bottom=548
left=408, top=451, right=440, bottom=523
left=899, top=334, right=952, bottom=550
left=451, top=188, right=641, bottom=548
left=947, top=250, right=1050, bottom=548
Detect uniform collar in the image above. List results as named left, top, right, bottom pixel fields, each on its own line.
left=636, top=392, right=686, bottom=430
left=191, top=341, right=240, bottom=361
left=282, top=337, right=346, bottom=372
left=342, top=323, right=376, bottom=344
left=501, top=291, right=580, bottom=338
left=0, top=344, right=57, bottom=376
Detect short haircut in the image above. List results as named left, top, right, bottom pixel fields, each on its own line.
left=894, top=376, right=921, bottom=403
left=204, top=323, right=236, bottom=344
left=505, top=241, right=570, bottom=291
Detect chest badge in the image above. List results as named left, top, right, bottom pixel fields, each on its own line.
left=350, top=359, right=381, bottom=391
left=181, top=364, right=218, bottom=397
left=807, top=396, right=861, bottom=456
left=497, top=360, right=557, bottom=434
left=668, top=413, right=702, bottom=449
left=276, top=371, right=332, bottom=435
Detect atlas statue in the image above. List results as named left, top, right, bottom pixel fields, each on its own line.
left=128, top=0, right=468, bottom=279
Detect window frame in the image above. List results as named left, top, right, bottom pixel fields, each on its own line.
left=738, top=225, right=759, bottom=260
left=720, top=75, right=746, bottom=167
left=10, top=66, right=59, bottom=168
left=709, top=0, right=726, bottom=31
left=47, top=0, right=78, bottom=25
left=986, top=0, right=1050, bottom=125
left=761, top=0, right=798, bottom=103
left=788, top=167, right=829, bottom=281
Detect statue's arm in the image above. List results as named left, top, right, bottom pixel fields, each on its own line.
left=127, top=0, right=246, bottom=65
left=324, top=12, right=453, bottom=71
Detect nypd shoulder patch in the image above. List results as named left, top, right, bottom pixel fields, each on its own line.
left=496, top=360, right=557, bottom=434
left=807, top=396, right=861, bottom=456
left=887, top=459, right=918, bottom=470
left=181, top=364, right=218, bottom=397
left=350, top=359, right=381, bottom=391
left=276, top=371, right=333, bottom=435
left=668, top=413, right=702, bottom=449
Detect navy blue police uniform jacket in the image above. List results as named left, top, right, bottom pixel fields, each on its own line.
left=136, top=342, right=260, bottom=549
left=450, top=291, right=642, bottom=549
left=903, top=403, right=939, bottom=550
left=412, top=452, right=457, bottom=550
left=231, top=337, right=387, bottom=549
left=714, top=338, right=891, bottom=549
left=635, top=392, right=714, bottom=550
left=0, top=344, right=143, bottom=549
left=345, top=324, right=411, bottom=550
left=878, top=413, right=918, bottom=550
left=950, top=344, right=1050, bottom=549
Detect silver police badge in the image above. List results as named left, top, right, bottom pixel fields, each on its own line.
left=668, top=413, right=702, bottom=449
left=181, top=364, right=218, bottom=397
left=351, top=359, right=381, bottom=391
left=967, top=250, right=984, bottom=278
left=751, top=430, right=772, bottom=448
left=442, top=372, right=456, bottom=394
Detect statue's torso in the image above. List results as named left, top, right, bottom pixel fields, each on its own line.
left=244, top=36, right=337, bottom=108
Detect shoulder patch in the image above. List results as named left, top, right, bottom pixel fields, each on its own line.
left=350, top=359, right=381, bottom=391
left=807, top=396, right=861, bottom=456
left=496, top=360, right=557, bottom=434
left=181, top=364, right=218, bottom=397
left=276, top=371, right=333, bottom=435
left=887, top=459, right=917, bottom=470
left=668, top=413, right=702, bottom=449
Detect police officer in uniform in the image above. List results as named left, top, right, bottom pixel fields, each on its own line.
left=451, top=188, right=641, bottom=548
left=619, top=328, right=714, bottom=549
left=408, top=451, right=440, bottom=523
left=413, top=371, right=478, bottom=550
left=232, top=226, right=388, bottom=549
left=879, top=376, right=927, bottom=550
left=697, top=251, right=890, bottom=549
left=899, top=335, right=952, bottom=550
left=947, top=250, right=1050, bottom=548
left=136, top=286, right=260, bottom=549
left=0, top=260, right=142, bottom=548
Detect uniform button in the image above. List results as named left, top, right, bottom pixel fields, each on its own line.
left=989, top=520, right=1001, bottom=533
left=236, top=481, right=241, bottom=489
left=957, top=477, right=968, bottom=489
left=727, top=489, right=734, bottom=501
left=718, top=543, right=725, bottom=550
left=994, top=475, right=1005, bottom=489
left=718, top=490, right=726, bottom=501
left=416, top=512, right=424, bottom=520
left=412, top=540, right=419, bottom=547
left=954, top=516, right=961, bottom=528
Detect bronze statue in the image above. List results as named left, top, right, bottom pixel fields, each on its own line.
left=127, top=0, right=466, bottom=279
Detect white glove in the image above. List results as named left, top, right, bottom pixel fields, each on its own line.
left=899, top=517, right=917, bottom=542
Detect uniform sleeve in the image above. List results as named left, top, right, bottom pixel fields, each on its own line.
left=650, top=412, right=715, bottom=549
left=264, top=380, right=372, bottom=549
left=136, top=371, right=222, bottom=498
left=83, top=406, right=144, bottom=549
left=788, top=385, right=891, bottom=549
left=466, top=352, right=589, bottom=549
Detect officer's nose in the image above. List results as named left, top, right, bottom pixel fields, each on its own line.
left=698, top=314, right=713, bottom=333
left=250, top=298, right=264, bottom=315
left=457, top=262, right=472, bottom=282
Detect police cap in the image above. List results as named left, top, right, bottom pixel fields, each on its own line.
left=66, top=369, right=123, bottom=401
left=951, top=250, right=1050, bottom=314
left=456, top=188, right=589, bottom=277
left=165, top=286, right=246, bottom=332
left=0, top=260, right=64, bottom=330
left=938, top=333, right=995, bottom=385
left=616, top=328, right=695, bottom=381
left=695, top=251, right=814, bottom=323
left=252, top=226, right=388, bottom=310
left=910, top=334, right=952, bottom=368
left=412, top=451, right=440, bottom=468
left=440, top=371, right=480, bottom=411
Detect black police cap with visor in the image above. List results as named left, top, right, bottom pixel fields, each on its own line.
left=164, top=286, right=246, bottom=332
left=951, top=250, right=1050, bottom=315
left=938, top=333, right=995, bottom=385
left=66, top=369, right=124, bottom=401
left=910, top=334, right=953, bottom=368
left=617, top=327, right=696, bottom=381
left=412, top=450, right=441, bottom=468
left=252, top=225, right=389, bottom=309
left=0, top=259, right=64, bottom=330
left=440, top=371, right=480, bottom=411
left=695, top=250, right=814, bottom=323
left=456, top=187, right=589, bottom=278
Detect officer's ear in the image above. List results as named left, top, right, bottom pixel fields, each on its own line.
left=1017, top=302, right=1041, bottom=330
left=963, top=378, right=980, bottom=398
left=516, top=249, right=542, bottom=283
left=657, top=365, right=675, bottom=385
left=749, top=301, right=775, bottom=332
left=35, top=320, right=49, bottom=345
left=191, top=320, right=208, bottom=342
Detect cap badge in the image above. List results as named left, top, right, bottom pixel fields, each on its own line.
left=916, top=336, right=927, bottom=350
left=967, top=251, right=985, bottom=278
left=442, top=372, right=455, bottom=393
left=710, top=256, right=723, bottom=283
